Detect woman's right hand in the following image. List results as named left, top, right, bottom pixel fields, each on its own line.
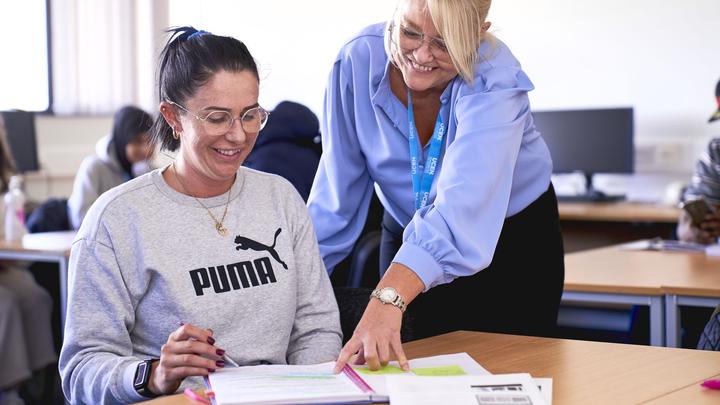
left=147, top=323, right=226, bottom=395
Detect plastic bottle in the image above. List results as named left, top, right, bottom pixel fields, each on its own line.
left=4, top=175, right=27, bottom=242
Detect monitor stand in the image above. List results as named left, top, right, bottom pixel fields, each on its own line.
left=556, top=172, right=626, bottom=202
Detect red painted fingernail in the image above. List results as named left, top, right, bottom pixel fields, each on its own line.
left=207, top=336, right=216, bottom=345
left=179, top=321, right=185, bottom=326
left=216, top=360, right=225, bottom=368
left=216, top=349, right=225, bottom=356
left=208, top=368, right=215, bottom=373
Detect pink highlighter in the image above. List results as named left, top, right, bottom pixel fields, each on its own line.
left=700, top=379, right=720, bottom=390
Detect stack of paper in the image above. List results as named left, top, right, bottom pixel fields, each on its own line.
left=205, top=352, right=552, bottom=405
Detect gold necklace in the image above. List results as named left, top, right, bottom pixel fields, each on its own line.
left=171, top=163, right=231, bottom=236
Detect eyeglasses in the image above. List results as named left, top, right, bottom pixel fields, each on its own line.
left=168, top=100, right=269, bottom=136
left=392, top=22, right=450, bottom=60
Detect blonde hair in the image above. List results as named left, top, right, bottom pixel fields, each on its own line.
left=385, top=0, right=493, bottom=84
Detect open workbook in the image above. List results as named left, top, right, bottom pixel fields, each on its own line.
left=205, top=353, right=490, bottom=405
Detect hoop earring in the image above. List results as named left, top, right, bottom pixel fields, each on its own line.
left=172, top=129, right=180, bottom=140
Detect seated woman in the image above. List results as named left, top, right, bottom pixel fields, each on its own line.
left=67, top=105, right=155, bottom=229
left=0, top=115, right=56, bottom=404
left=59, top=27, right=342, bottom=404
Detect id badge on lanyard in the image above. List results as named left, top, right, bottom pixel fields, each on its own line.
left=407, top=91, right=446, bottom=210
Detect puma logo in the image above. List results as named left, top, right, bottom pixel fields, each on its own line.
left=235, top=228, right=288, bottom=270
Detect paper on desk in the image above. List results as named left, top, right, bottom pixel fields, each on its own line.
left=619, top=238, right=707, bottom=253
left=386, top=373, right=547, bottom=405
left=207, top=362, right=368, bottom=405
left=534, top=378, right=553, bottom=405
left=351, top=352, right=489, bottom=399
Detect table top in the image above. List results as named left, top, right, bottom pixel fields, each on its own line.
left=0, top=230, right=74, bottom=255
left=558, top=201, right=681, bottom=223
left=564, top=244, right=720, bottom=297
left=141, top=331, right=720, bottom=405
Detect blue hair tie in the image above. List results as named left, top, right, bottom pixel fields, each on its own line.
left=188, top=30, right=210, bottom=40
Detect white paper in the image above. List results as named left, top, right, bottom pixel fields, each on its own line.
left=534, top=378, right=553, bottom=405
left=207, top=362, right=369, bottom=405
left=351, top=352, right=490, bottom=400
left=386, top=373, right=547, bottom=405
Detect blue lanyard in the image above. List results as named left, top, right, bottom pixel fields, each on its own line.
left=407, top=91, right=446, bottom=210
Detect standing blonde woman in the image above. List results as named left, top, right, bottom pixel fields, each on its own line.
left=308, top=0, right=564, bottom=371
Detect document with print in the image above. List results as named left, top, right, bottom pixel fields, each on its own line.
left=386, top=373, right=548, bottom=405
left=206, top=352, right=490, bottom=404
left=350, top=352, right=490, bottom=401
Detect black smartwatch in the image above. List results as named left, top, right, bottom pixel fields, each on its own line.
left=133, top=359, right=159, bottom=398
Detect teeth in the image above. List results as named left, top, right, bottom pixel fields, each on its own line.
left=408, top=57, right=434, bottom=72
left=216, top=148, right=239, bottom=156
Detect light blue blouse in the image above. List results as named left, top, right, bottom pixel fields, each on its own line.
left=307, top=23, right=552, bottom=290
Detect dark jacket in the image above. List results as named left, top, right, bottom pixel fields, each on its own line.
left=244, top=101, right=322, bottom=201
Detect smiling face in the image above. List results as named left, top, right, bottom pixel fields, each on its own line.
left=166, top=69, right=260, bottom=195
left=394, top=0, right=459, bottom=94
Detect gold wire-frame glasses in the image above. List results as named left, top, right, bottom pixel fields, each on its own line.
left=168, top=100, right=269, bottom=136
left=389, top=20, right=450, bottom=60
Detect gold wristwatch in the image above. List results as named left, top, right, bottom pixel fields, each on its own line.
left=371, top=287, right=406, bottom=312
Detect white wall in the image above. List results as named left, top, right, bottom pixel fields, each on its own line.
left=28, top=0, right=720, bottom=202
left=488, top=0, right=720, bottom=173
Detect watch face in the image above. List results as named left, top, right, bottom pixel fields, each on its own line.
left=134, top=361, right=148, bottom=386
left=379, top=288, right=396, bottom=302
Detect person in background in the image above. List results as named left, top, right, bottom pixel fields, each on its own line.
left=677, top=79, right=720, bottom=244
left=59, top=27, right=341, bottom=404
left=0, top=116, right=57, bottom=405
left=243, top=101, right=322, bottom=201
left=67, top=105, right=155, bottom=229
left=308, top=0, right=564, bottom=372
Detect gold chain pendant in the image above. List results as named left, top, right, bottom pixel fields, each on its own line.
left=216, top=223, right=229, bottom=236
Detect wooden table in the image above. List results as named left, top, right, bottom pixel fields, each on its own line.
left=563, top=245, right=667, bottom=346
left=0, top=230, right=74, bottom=332
left=563, top=243, right=720, bottom=347
left=141, top=331, right=720, bottom=405
left=558, top=201, right=680, bottom=253
left=558, top=201, right=681, bottom=223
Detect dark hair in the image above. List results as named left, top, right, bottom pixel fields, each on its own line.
left=0, top=116, right=16, bottom=193
left=112, top=105, right=153, bottom=178
left=151, top=26, right=259, bottom=151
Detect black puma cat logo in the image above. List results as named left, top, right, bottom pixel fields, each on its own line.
left=235, top=228, right=288, bottom=270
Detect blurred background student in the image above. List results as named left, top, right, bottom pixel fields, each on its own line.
left=0, top=115, right=57, bottom=405
left=67, top=105, right=154, bottom=229
left=677, top=79, right=720, bottom=244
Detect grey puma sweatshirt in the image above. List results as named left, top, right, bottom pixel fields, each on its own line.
left=59, top=166, right=342, bottom=405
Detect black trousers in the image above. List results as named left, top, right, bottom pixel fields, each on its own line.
left=380, top=184, right=565, bottom=341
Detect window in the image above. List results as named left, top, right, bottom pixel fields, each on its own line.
left=0, top=0, right=51, bottom=112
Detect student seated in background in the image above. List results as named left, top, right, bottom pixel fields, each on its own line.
left=677, top=80, right=720, bottom=244
left=0, top=116, right=56, bottom=405
left=67, top=105, right=154, bottom=229
left=59, top=27, right=342, bottom=404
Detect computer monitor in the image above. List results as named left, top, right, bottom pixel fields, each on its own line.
left=532, top=107, right=634, bottom=201
left=0, top=110, right=40, bottom=173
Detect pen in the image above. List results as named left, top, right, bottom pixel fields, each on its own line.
left=223, top=354, right=240, bottom=367
left=701, top=379, right=720, bottom=390
left=179, top=322, right=240, bottom=368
